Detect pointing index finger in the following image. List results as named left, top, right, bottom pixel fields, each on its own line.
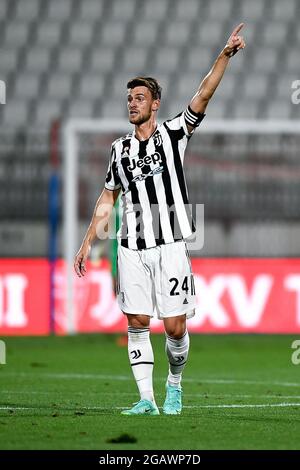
left=231, top=23, right=244, bottom=37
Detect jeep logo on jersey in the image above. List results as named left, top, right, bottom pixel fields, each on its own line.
left=127, top=152, right=162, bottom=172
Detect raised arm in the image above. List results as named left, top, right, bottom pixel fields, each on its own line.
left=185, top=23, right=245, bottom=133
left=74, top=187, right=120, bottom=277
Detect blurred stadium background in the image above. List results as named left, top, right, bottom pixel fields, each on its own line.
left=0, top=0, right=300, bottom=450
left=0, top=0, right=300, bottom=334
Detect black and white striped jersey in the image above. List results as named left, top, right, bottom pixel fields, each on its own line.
left=105, top=108, right=205, bottom=250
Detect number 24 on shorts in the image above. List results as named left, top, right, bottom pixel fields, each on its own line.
left=169, top=275, right=196, bottom=296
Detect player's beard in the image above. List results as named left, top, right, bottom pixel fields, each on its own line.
left=129, top=108, right=152, bottom=125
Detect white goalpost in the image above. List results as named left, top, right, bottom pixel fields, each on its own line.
left=63, top=118, right=300, bottom=334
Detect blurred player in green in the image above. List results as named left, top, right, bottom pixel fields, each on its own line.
left=109, top=196, right=120, bottom=296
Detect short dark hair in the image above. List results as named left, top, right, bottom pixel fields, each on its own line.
left=127, top=76, right=162, bottom=100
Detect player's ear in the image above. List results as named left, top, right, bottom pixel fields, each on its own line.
left=152, top=99, right=160, bottom=111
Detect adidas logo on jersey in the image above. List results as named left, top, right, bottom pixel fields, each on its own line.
left=183, top=298, right=189, bottom=304
left=131, top=165, right=164, bottom=183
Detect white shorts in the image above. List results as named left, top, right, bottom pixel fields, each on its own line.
left=117, top=241, right=196, bottom=319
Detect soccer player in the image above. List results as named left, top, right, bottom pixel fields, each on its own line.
left=74, top=24, right=245, bottom=415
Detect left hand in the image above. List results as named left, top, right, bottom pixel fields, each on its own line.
left=224, top=23, right=246, bottom=57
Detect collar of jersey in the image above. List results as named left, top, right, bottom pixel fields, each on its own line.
left=132, top=123, right=159, bottom=143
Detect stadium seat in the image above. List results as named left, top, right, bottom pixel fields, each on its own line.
left=265, top=101, right=293, bottom=120
left=252, top=48, right=278, bottom=72
left=34, top=100, right=62, bottom=126
left=173, top=0, right=200, bottom=20
left=295, top=25, right=300, bottom=43
left=176, top=73, right=203, bottom=100
left=186, top=48, right=214, bottom=72
left=101, top=99, right=127, bottom=118
left=25, top=47, right=51, bottom=73
left=78, top=0, right=103, bottom=20
left=142, top=0, right=170, bottom=20
left=0, top=0, right=8, bottom=20
left=285, top=48, right=299, bottom=72
left=165, top=101, right=189, bottom=121
left=207, top=0, right=233, bottom=19
left=89, top=48, right=116, bottom=73
left=15, top=74, right=40, bottom=99
left=4, top=21, right=30, bottom=47
left=243, top=75, right=269, bottom=99
left=15, top=0, right=40, bottom=20
left=46, top=74, right=73, bottom=99
left=272, top=0, right=296, bottom=20
left=153, top=48, right=180, bottom=73
left=57, top=48, right=83, bottom=72
left=2, top=100, right=29, bottom=127
left=1, top=48, right=19, bottom=73
left=111, top=0, right=137, bottom=20
left=47, top=0, right=73, bottom=21
left=276, top=74, right=298, bottom=99
left=68, top=100, right=94, bottom=118
left=263, top=22, right=288, bottom=46
left=213, top=75, right=237, bottom=100
left=68, top=22, right=95, bottom=47
left=36, top=22, right=62, bottom=47
left=196, top=21, right=225, bottom=46
left=122, top=47, right=148, bottom=73
left=204, top=99, right=227, bottom=119
left=232, top=100, right=260, bottom=119
left=240, top=0, right=265, bottom=20
left=164, top=22, right=191, bottom=46
left=100, top=21, right=128, bottom=46
left=78, top=75, right=105, bottom=99
left=132, top=22, right=159, bottom=46
left=228, top=52, right=246, bottom=73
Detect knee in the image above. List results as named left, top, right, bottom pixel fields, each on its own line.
left=125, top=313, right=150, bottom=329
left=165, top=324, right=186, bottom=339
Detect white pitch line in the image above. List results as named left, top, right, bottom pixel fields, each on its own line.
left=1, top=403, right=300, bottom=412
left=0, top=390, right=134, bottom=396
left=0, top=372, right=299, bottom=388
left=185, top=394, right=300, bottom=399
left=0, top=372, right=130, bottom=381
left=3, top=390, right=300, bottom=400
left=183, top=403, right=300, bottom=409
left=0, top=407, right=33, bottom=410
left=189, top=378, right=300, bottom=387
left=74, top=403, right=300, bottom=410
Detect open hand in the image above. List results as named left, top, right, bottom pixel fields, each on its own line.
left=224, top=23, right=246, bottom=57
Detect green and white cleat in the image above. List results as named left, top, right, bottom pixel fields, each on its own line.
left=121, top=399, right=160, bottom=416
left=162, top=384, right=182, bottom=415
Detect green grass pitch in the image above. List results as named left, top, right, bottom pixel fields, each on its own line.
left=0, top=334, right=300, bottom=450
